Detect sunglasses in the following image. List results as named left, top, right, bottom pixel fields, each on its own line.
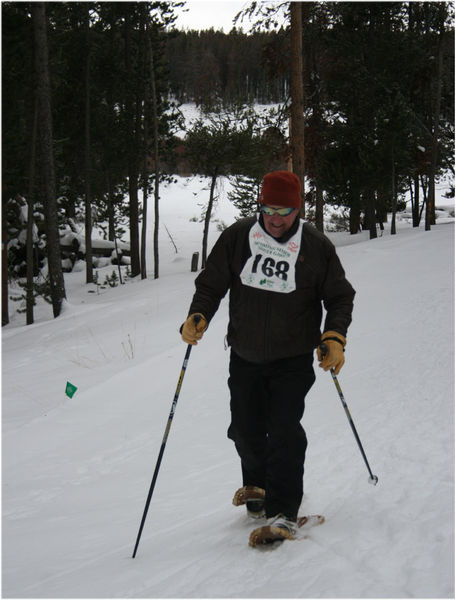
left=260, top=205, right=295, bottom=217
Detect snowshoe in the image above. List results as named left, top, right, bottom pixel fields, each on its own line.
left=249, top=514, right=325, bottom=547
left=232, top=485, right=266, bottom=519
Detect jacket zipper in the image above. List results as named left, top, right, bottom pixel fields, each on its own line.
left=264, top=293, right=272, bottom=362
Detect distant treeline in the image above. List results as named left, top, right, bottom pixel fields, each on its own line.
left=165, top=29, right=289, bottom=107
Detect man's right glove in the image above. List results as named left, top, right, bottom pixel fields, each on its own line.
left=181, top=313, right=208, bottom=345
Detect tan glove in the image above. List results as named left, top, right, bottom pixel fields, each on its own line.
left=181, top=313, right=208, bottom=345
left=317, top=331, right=346, bottom=375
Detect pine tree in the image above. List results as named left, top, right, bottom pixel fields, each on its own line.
left=228, top=175, right=261, bottom=217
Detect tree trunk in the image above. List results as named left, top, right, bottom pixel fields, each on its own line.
left=129, top=175, right=140, bottom=276
left=364, top=189, right=377, bottom=240
left=391, top=153, right=397, bottom=235
left=315, top=184, right=323, bottom=232
left=147, top=24, right=160, bottom=280
left=426, top=170, right=436, bottom=231
left=141, top=23, right=149, bottom=280
left=125, top=10, right=140, bottom=277
left=85, top=6, right=93, bottom=284
left=376, top=188, right=388, bottom=229
left=426, top=9, right=445, bottom=231
left=419, top=174, right=428, bottom=223
left=32, top=2, right=66, bottom=317
left=412, top=174, right=420, bottom=227
left=290, top=2, right=305, bottom=217
left=141, top=166, right=148, bottom=280
left=202, top=173, right=217, bottom=269
left=349, top=184, right=361, bottom=234
left=107, top=171, right=115, bottom=242
left=2, top=190, right=9, bottom=326
left=26, top=98, right=39, bottom=325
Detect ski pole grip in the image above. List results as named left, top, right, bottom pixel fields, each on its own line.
left=319, top=342, right=328, bottom=358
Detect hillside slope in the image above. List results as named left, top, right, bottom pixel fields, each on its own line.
left=2, top=178, right=454, bottom=598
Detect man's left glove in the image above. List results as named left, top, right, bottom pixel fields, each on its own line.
left=181, top=313, right=208, bottom=345
left=317, top=330, right=346, bottom=375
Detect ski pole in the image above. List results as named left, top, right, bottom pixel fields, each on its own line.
left=320, top=343, right=378, bottom=486
left=132, top=315, right=201, bottom=558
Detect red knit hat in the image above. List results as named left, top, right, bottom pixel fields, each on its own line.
left=259, top=171, right=301, bottom=209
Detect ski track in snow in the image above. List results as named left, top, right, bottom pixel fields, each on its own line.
left=2, top=176, right=454, bottom=598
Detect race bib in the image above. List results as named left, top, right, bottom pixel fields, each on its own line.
left=240, top=219, right=303, bottom=293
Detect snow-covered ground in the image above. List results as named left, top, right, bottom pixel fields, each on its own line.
left=2, top=176, right=454, bottom=598
left=174, top=102, right=286, bottom=138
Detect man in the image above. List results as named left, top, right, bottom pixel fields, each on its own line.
left=181, top=170, right=355, bottom=545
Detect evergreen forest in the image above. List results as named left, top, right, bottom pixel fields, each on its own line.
left=2, top=1, right=454, bottom=326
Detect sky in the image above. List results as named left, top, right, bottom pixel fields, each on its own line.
left=172, top=1, right=265, bottom=32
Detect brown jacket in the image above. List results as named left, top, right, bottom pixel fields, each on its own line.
left=188, top=216, right=355, bottom=364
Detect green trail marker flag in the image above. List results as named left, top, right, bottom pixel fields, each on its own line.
left=65, top=381, right=78, bottom=398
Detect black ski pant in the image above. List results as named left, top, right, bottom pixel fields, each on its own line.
left=227, top=350, right=315, bottom=521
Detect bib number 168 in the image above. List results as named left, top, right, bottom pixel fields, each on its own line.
left=251, top=254, right=290, bottom=281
